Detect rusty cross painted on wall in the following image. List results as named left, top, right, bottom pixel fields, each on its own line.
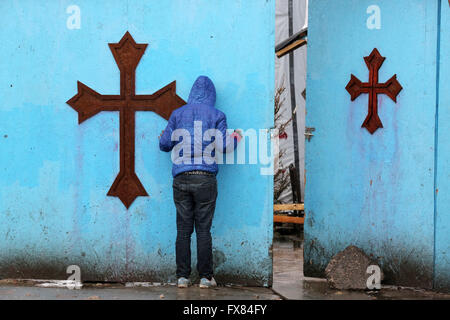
left=67, top=32, right=186, bottom=208
left=345, top=48, right=402, bottom=134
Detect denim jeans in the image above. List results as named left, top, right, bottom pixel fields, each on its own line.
left=173, top=173, right=218, bottom=279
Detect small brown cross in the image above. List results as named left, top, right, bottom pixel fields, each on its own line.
left=67, top=32, right=186, bottom=208
left=345, top=48, right=402, bottom=134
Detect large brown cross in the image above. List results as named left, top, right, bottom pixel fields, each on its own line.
left=345, top=48, right=402, bottom=134
left=67, top=32, right=186, bottom=208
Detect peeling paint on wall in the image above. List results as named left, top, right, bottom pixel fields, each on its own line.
left=0, top=0, right=275, bottom=286
left=305, top=0, right=437, bottom=289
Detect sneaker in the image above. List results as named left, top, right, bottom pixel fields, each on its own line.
left=199, top=277, right=217, bottom=289
left=177, top=277, right=190, bottom=288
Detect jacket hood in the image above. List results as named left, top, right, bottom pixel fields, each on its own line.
left=187, top=76, right=216, bottom=106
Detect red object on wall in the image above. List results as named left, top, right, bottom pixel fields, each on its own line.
left=345, top=48, right=402, bottom=134
left=67, top=32, right=186, bottom=208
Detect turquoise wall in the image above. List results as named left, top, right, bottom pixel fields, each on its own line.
left=306, top=0, right=450, bottom=291
left=305, top=0, right=438, bottom=289
left=435, top=0, right=450, bottom=292
left=0, top=0, right=275, bottom=285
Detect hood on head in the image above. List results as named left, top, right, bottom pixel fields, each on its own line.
left=187, top=76, right=216, bottom=106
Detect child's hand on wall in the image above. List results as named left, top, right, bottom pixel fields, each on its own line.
left=230, top=130, right=242, bottom=143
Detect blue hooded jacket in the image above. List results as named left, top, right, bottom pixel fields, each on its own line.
left=159, top=76, right=237, bottom=177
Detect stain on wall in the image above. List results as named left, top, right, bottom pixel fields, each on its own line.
left=305, top=0, right=437, bottom=289
left=0, top=0, right=275, bottom=286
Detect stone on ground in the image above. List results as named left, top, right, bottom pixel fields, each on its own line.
left=325, top=245, right=383, bottom=290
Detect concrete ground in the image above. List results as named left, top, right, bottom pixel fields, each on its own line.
left=0, top=281, right=280, bottom=300
left=272, top=240, right=450, bottom=300
left=1, top=239, right=450, bottom=300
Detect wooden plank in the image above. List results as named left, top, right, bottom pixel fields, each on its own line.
left=275, top=27, right=308, bottom=52
left=276, top=39, right=307, bottom=58
left=274, top=215, right=304, bottom=225
left=274, top=203, right=304, bottom=211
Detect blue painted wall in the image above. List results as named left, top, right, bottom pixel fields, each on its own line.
left=435, top=0, right=450, bottom=292
left=0, top=0, right=275, bottom=285
left=305, top=0, right=439, bottom=288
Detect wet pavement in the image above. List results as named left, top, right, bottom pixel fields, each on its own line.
left=0, top=281, right=280, bottom=300
left=1, top=239, right=450, bottom=300
left=272, top=240, right=450, bottom=300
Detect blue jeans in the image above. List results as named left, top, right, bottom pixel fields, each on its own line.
left=173, top=173, right=217, bottom=279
